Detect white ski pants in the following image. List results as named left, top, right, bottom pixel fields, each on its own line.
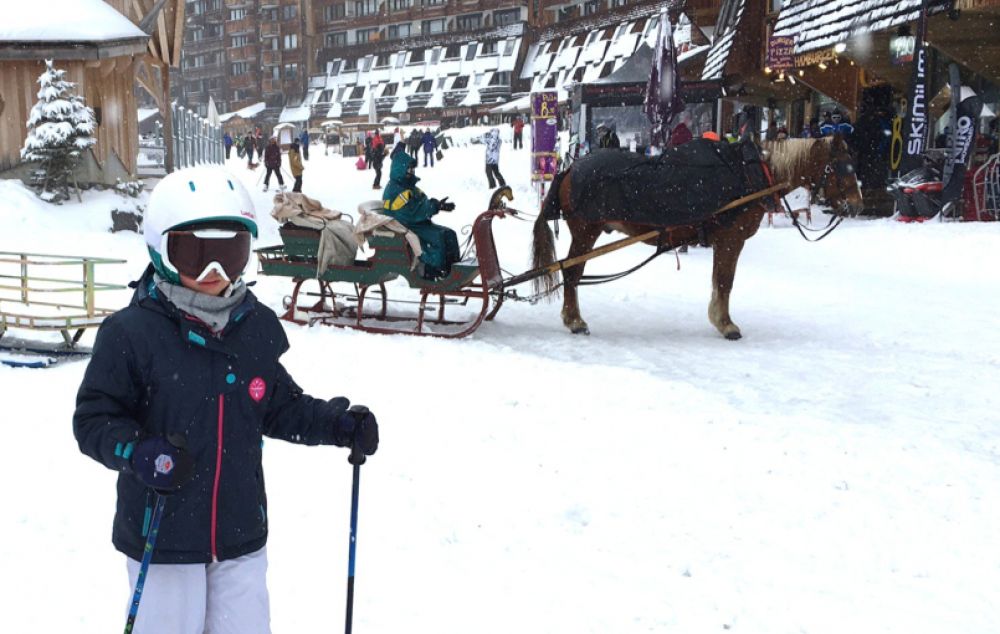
left=125, top=547, right=271, bottom=634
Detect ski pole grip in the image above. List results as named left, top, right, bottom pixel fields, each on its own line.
left=347, top=405, right=370, bottom=466
left=349, top=443, right=366, bottom=466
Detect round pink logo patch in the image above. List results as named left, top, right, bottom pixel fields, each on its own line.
left=248, top=377, right=267, bottom=402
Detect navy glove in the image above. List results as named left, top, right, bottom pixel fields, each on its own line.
left=131, top=434, right=195, bottom=493
left=438, top=197, right=456, bottom=212
left=334, top=405, right=379, bottom=464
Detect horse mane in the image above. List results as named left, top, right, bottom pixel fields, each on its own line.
left=764, top=137, right=831, bottom=186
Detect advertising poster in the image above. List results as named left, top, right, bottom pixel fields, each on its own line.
left=531, top=91, right=559, bottom=183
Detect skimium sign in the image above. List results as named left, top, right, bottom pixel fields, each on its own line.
left=905, top=48, right=928, bottom=158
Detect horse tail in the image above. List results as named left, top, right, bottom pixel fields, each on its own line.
left=531, top=170, right=566, bottom=297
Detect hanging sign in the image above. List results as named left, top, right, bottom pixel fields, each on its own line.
left=889, top=35, right=916, bottom=66
left=531, top=92, right=559, bottom=182
left=766, top=36, right=795, bottom=71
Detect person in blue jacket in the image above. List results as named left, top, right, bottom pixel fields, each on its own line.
left=299, top=129, right=310, bottom=160
left=382, top=146, right=459, bottom=279
left=421, top=128, right=437, bottom=167
left=73, top=166, right=378, bottom=634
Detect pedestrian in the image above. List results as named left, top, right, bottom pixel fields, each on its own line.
left=406, top=129, right=421, bottom=159
left=421, top=128, right=437, bottom=167
left=670, top=120, right=693, bottom=146
left=299, top=129, right=310, bottom=161
left=370, top=131, right=386, bottom=189
left=223, top=132, right=233, bottom=159
left=244, top=132, right=256, bottom=166
left=256, top=134, right=266, bottom=162
left=73, top=166, right=379, bottom=634
left=288, top=140, right=304, bottom=192
left=262, top=137, right=284, bottom=192
left=364, top=132, right=373, bottom=170
left=512, top=115, right=524, bottom=150
left=596, top=122, right=620, bottom=149
left=483, top=128, right=506, bottom=189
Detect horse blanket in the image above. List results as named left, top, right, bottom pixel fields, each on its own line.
left=565, top=139, right=770, bottom=226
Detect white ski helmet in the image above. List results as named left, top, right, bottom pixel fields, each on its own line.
left=144, top=166, right=257, bottom=283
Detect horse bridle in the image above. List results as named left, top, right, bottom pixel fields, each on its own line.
left=810, top=151, right=857, bottom=212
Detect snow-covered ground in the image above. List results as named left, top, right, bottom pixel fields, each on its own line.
left=2, top=131, right=999, bottom=632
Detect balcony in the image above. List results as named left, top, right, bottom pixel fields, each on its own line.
left=262, top=78, right=282, bottom=93
left=224, top=0, right=254, bottom=7
left=229, top=45, right=257, bottom=62
left=227, top=17, right=256, bottom=35
left=261, top=22, right=281, bottom=38
left=229, top=72, right=259, bottom=90
left=184, top=63, right=224, bottom=81
left=262, top=49, right=282, bottom=65
left=184, top=35, right=225, bottom=54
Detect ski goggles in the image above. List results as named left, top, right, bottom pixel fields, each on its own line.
left=163, top=229, right=252, bottom=282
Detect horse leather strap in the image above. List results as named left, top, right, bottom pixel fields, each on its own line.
left=503, top=183, right=789, bottom=289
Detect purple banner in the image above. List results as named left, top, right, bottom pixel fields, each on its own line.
left=531, top=91, right=558, bottom=182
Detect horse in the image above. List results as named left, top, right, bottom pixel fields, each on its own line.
left=763, top=134, right=863, bottom=217
left=531, top=137, right=862, bottom=339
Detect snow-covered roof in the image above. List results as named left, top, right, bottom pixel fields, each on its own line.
left=279, top=104, right=312, bottom=124
left=701, top=0, right=746, bottom=80
left=0, top=0, right=147, bottom=43
left=773, top=0, right=951, bottom=55
left=219, top=102, right=267, bottom=123
left=137, top=108, right=160, bottom=123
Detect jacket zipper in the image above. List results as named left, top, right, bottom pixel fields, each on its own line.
left=211, top=393, right=225, bottom=561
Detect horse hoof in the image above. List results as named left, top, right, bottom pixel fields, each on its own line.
left=571, top=325, right=590, bottom=335
left=724, top=330, right=742, bottom=341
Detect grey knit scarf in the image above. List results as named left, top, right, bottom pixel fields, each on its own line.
left=154, top=273, right=247, bottom=334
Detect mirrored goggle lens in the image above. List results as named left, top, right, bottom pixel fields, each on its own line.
left=165, top=230, right=251, bottom=281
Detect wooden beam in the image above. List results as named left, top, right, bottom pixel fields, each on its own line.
left=172, top=1, right=186, bottom=68
left=156, top=10, right=170, bottom=66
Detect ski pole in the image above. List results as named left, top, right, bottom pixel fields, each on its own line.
left=345, top=443, right=365, bottom=634
left=124, top=492, right=167, bottom=634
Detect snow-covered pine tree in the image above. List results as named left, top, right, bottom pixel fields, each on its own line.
left=20, top=60, right=96, bottom=203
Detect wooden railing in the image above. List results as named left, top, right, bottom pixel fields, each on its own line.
left=0, top=252, right=126, bottom=346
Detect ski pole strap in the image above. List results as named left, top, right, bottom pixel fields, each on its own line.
left=124, top=492, right=167, bottom=634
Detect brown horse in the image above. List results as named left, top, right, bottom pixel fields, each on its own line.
left=531, top=137, right=862, bottom=338
left=763, top=135, right=864, bottom=216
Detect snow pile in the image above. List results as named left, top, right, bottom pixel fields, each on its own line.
left=1, top=142, right=999, bottom=633
left=0, top=0, right=146, bottom=42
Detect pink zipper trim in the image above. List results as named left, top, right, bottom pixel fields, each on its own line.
left=211, top=394, right=224, bottom=561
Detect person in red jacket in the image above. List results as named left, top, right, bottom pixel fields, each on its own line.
left=262, top=137, right=284, bottom=192
left=512, top=116, right=525, bottom=150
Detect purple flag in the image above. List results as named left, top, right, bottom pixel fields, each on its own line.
left=644, top=11, right=684, bottom=147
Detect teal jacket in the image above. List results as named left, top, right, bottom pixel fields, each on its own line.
left=382, top=150, right=440, bottom=225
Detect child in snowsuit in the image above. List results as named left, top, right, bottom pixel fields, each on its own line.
left=382, top=150, right=459, bottom=279
left=483, top=128, right=506, bottom=189
left=288, top=140, right=304, bottom=192
left=73, top=166, right=378, bottom=634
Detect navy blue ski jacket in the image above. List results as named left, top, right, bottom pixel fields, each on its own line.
left=74, top=266, right=351, bottom=564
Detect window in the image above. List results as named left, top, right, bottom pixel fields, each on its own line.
left=391, top=0, right=411, bottom=10
left=355, top=28, right=378, bottom=43
left=188, top=29, right=204, bottom=43
left=281, top=5, right=297, bottom=19
left=437, top=77, right=447, bottom=89
left=455, top=13, right=482, bottom=31
left=329, top=60, right=342, bottom=74
left=396, top=52, right=406, bottom=67
left=349, top=86, right=366, bottom=99
left=601, top=26, right=615, bottom=40
left=324, top=4, right=347, bottom=21
left=354, top=0, right=377, bottom=16
left=584, top=0, right=600, bottom=15
left=422, top=19, right=446, bottom=35
left=283, top=63, right=299, bottom=80
left=344, top=58, right=358, bottom=71
left=431, top=48, right=442, bottom=63
left=599, top=61, right=615, bottom=77
left=465, top=42, right=478, bottom=60
left=360, top=56, right=373, bottom=71
left=269, top=66, right=280, bottom=79
left=376, top=53, right=392, bottom=67
left=444, top=44, right=462, bottom=58
left=382, top=83, right=398, bottom=96
left=231, top=62, right=250, bottom=75
left=630, top=19, right=645, bottom=34
left=283, top=34, right=298, bottom=49
left=229, top=8, right=246, bottom=20
left=545, top=74, right=557, bottom=87
left=494, top=8, right=520, bottom=27
left=503, top=40, right=516, bottom=56
left=481, top=41, right=497, bottom=56
left=609, top=0, right=626, bottom=7
left=205, top=24, right=222, bottom=38
left=416, top=79, right=433, bottom=92
left=230, top=34, right=249, bottom=47
left=261, top=8, right=278, bottom=21
left=489, top=71, right=511, bottom=86
left=267, top=37, right=280, bottom=50
left=451, top=75, right=469, bottom=89
left=572, top=67, right=585, bottom=82
left=410, top=48, right=425, bottom=63
left=326, top=31, right=347, bottom=47
left=387, top=23, right=411, bottom=39
left=190, top=0, right=204, bottom=15
left=207, top=0, right=221, bottom=11
left=422, top=0, right=445, bottom=5
left=320, top=90, right=334, bottom=102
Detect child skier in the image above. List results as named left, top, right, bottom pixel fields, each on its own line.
left=73, top=166, right=379, bottom=634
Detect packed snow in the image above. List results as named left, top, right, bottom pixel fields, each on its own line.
left=0, top=0, right=147, bottom=43
left=1, top=129, right=999, bottom=632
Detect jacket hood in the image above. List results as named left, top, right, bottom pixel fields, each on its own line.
left=389, top=150, right=418, bottom=186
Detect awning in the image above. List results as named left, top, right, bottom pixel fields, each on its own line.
left=489, top=95, right=531, bottom=114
